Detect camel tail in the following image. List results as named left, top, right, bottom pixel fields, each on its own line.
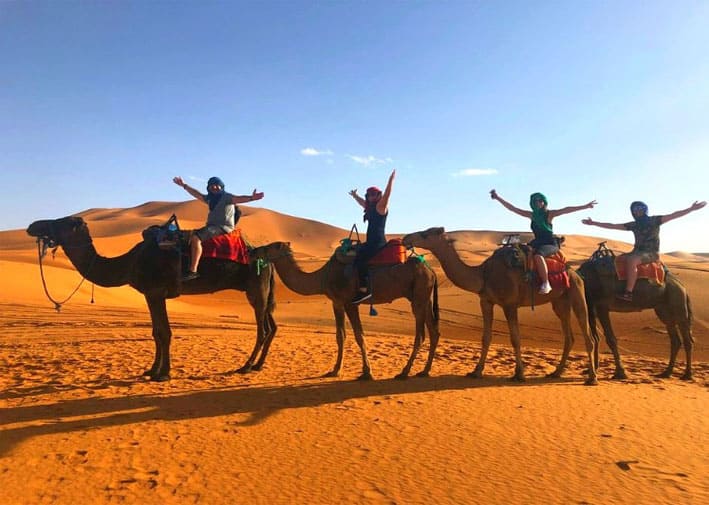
left=432, top=276, right=440, bottom=323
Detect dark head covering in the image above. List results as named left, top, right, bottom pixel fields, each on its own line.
left=206, top=176, right=226, bottom=211
left=630, top=201, right=650, bottom=225
left=529, top=192, right=552, bottom=234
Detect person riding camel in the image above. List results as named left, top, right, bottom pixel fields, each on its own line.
left=173, top=176, right=264, bottom=281
left=582, top=200, right=706, bottom=301
left=349, top=169, right=396, bottom=304
left=490, top=189, right=597, bottom=294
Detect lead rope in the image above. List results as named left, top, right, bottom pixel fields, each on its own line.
left=36, top=238, right=94, bottom=312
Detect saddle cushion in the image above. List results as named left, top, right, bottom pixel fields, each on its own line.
left=201, top=229, right=250, bottom=264
left=368, top=239, right=407, bottom=266
left=526, top=250, right=570, bottom=290
left=615, top=254, right=665, bottom=284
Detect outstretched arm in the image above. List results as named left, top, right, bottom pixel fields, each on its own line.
left=581, top=217, right=627, bottom=230
left=173, top=176, right=207, bottom=203
left=489, top=189, right=531, bottom=218
left=376, top=169, right=396, bottom=214
left=231, top=189, right=264, bottom=205
left=549, top=200, right=597, bottom=219
left=349, top=189, right=366, bottom=209
left=660, top=201, right=707, bottom=225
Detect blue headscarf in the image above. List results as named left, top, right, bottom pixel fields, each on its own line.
left=630, top=201, right=650, bottom=225
left=529, top=192, right=553, bottom=234
left=206, top=177, right=225, bottom=211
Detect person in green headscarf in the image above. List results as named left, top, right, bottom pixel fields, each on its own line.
left=490, top=189, right=597, bottom=294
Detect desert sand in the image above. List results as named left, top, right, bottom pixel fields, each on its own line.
left=1, top=201, right=707, bottom=505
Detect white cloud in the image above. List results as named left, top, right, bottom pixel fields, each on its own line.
left=301, top=147, right=333, bottom=156
left=346, top=154, right=389, bottom=166
left=453, top=168, right=498, bottom=177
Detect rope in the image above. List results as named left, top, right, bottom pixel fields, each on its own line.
left=36, top=237, right=95, bottom=312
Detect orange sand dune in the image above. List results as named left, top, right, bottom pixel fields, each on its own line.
left=1, top=201, right=707, bottom=504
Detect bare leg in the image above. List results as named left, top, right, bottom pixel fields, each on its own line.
left=625, top=255, right=642, bottom=293
left=189, top=235, right=202, bottom=273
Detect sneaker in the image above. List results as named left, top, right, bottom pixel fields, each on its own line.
left=351, top=291, right=372, bottom=304
left=538, top=282, right=552, bottom=295
left=616, top=291, right=633, bottom=302
left=182, top=271, right=200, bottom=282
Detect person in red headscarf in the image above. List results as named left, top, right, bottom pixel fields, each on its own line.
left=348, top=169, right=396, bottom=304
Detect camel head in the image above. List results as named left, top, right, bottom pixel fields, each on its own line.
left=27, top=216, right=89, bottom=248
left=250, top=241, right=292, bottom=262
left=402, top=227, right=447, bottom=250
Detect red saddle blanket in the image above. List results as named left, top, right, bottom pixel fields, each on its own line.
left=528, top=250, right=570, bottom=290
left=614, top=254, right=665, bottom=284
left=368, top=239, right=407, bottom=266
left=201, top=229, right=250, bottom=264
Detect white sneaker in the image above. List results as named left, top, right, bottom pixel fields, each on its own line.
left=538, top=282, right=552, bottom=294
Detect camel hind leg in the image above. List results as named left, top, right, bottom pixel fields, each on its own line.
left=395, top=299, right=427, bottom=379
left=345, top=304, right=373, bottom=380
left=417, top=297, right=441, bottom=378
left=595, top=308, right=627, bottom=379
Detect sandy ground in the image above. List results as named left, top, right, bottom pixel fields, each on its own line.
left=1, top=202, right=707, bottom=504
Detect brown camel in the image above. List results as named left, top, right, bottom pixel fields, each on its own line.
left=251, top=241, right=440, bottom=380
left=402, top=227, right=599, bottom=385
left=578, top=243, right=693, bottom=380
left=27, top=216, right=276, bottom=381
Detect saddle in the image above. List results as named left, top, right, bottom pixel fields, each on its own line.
left=614, top=253, right=665, bottom=285
left=334, top=224, right=407, bottom=267
left=492, top=237, right=570, bottom=291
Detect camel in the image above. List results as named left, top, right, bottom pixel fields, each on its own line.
left=401, top=227, right=599, bottom=385
left=250, top=241, right=440, bottom=380
left=578, top=243, right=693, bottom=380
left=26, top=216, right=276, bottom=381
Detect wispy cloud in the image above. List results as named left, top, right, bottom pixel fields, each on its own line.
left=346, top=154, right=391, bottom=166
left=301, top=147, right=333, bottom=156
left=452, top=168, right=498, bottom=177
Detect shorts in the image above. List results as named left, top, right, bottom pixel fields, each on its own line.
left=533, top=244, right=559, bottom=257
left=628, top=251, right=659, bottom=264
left=194, top=225, right=227, bottom=241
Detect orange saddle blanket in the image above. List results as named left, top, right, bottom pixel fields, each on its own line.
left=528, top=250, right=570, bottom=290
left=201, top=229, right=250, bottom=264
left=614, top=254, right=665, bottom=284
left=368, top=239, right=408, bottom=266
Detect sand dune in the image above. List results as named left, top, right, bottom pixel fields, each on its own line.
left=1, top=201, right=707, bottom=505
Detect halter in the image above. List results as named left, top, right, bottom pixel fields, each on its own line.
left=35, top=233, right=97, bottom=312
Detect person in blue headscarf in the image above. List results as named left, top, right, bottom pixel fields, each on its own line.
left=173, top=176, right=264, bottom=281
left=490, top=189, right=597, bottom=294
left=582, top=199, right=706, bottom=301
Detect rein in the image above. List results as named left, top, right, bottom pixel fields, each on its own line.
left=36, top=236, right=97, bottom=312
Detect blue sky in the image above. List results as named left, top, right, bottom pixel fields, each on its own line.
left=2, top=0, right=708, bottom=252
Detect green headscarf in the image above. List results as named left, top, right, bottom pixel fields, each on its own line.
left=529, top=192, right=553, bottom=234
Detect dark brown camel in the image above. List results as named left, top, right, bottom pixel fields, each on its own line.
left=402, top=227, right=599, bottom=385
left=578, top=243, right=693, bottom=380
left=250, top=241, right=440, bottom=380
left=27, top=216, right=276, bottom=381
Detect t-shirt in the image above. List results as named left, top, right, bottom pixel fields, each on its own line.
left=205, top=192, right=238, bottom=233
left=624, top=215, right=662, bottom=253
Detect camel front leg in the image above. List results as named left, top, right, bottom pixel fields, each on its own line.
left=678, top=322, right=693, bottom=381
left=345, top=303, right=373, bottom=380
left=469, top=298, right=494, bottom=379
left=395, top=301, right=426, bottom=380
left=324, top=304, right=347, bottom=377
left=596, top=307, right=626, bottom=379
left=145, top=295, right=172, bottom=382
left=502, top=305, right=525, bottom=382
left=237, top=292, right=268, bottom=374
left=417, top=301, right=441, bottom=378
left=253, top=311, right=278, bottom=371
left=549, top=299, right=574, bottom=378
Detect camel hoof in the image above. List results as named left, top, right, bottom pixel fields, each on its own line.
left=612, top=370, right=628, bottom=380
left=394, top=372, right=409, bottom=380
left=415, top=371, right=430, bottom=378
left=357, top=372, right=374, bottom=381
left=251, top=363, right=264, bottom=371
left=322, top=370, right=339, bottom=378
left=680, top=372, right=693, bottom=381
left=510, top=375, right=526, bottom=383
left=150, top=374, right=170, bottom=382
left=584, top=377, right=599, bottom=386
left=143, top=369, right=156, bottom=377
left=466, top=370, right=483, bottom=379
left=656, top=370, right=672, bottom=379
left=546, top=369, right=564, bottom=379
left=236, top=365, right=253, bottom=374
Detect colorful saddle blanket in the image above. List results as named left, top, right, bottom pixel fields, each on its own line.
left=201, top=229, right=250, bottom=264
left=335, top=238, right=408, bottom=266
left=614, top=254, right=665, bottom=285
left=526, top=250, right=570, bottom=290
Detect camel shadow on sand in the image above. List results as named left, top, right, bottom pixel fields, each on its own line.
left=0, top=373, right=580, bottom=457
